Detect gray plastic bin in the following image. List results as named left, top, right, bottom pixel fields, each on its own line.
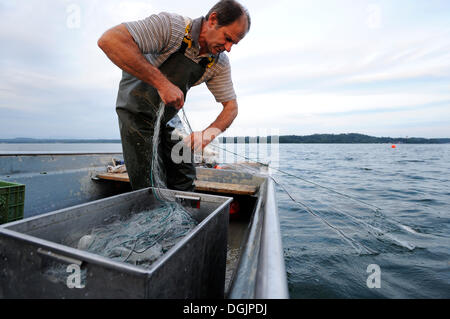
left=0, top=188, right=232, bottom=299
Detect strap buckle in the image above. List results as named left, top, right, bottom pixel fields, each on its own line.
left=183, top=23, right=193, bottom=49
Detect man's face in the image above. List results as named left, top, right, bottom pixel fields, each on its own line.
left=204, top=13, right=248, bottom=55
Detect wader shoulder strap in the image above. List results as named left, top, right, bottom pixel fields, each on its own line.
left=178, top=21, right=217, bottom=69
left=179, top=22, right=193, bottom=54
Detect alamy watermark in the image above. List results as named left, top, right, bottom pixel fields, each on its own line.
left=66, top=264, right=85, bottom=289
left=366, top=264, right=381, bottom=289
left=367, top=4, right=382, bottom=29
left=170, top=128, right=280, bottom=169
left=66, top=3, right=81, bottom=29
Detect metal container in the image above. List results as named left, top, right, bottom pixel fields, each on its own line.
left=0, top=188, right=232, bottom=299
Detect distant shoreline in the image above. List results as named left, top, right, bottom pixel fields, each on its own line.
left=220, top=134, right=450, bottom=144
left=1, top=133, right=449, bottom=144
left=0, top=139, right=122, bottom=144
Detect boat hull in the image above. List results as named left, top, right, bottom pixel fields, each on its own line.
left=0, top=153, right=289, bottom=299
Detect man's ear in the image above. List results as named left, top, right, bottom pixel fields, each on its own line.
left=208, top=12, right=219, bottom=28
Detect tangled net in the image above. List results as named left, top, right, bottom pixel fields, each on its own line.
left=77, top=202, right=198, bottom=268
left=76, top=102, right=199, bottom=268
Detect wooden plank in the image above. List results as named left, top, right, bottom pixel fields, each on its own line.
left=96, top=172, right=258, bottom=195
left=194, top=180, right=257, bottom=196
left=96, top=173, right=130, bottom=183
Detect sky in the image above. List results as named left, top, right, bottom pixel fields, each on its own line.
left=0, top=0, right=449, bottom=139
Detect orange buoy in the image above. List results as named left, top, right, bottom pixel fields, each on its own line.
left=214, top=165, right=223, bottom=169
left=392, top=145, right=396, bottom=149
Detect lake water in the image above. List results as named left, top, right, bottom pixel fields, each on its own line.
left=273, top=144, right=450, bottom=299
left=1, top=143, right=449, bottom=298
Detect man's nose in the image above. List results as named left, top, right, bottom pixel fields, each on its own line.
left=225, top=42, right=232, bottom=52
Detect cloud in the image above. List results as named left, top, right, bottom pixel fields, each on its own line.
left=1, top=0, right=450, bottom=139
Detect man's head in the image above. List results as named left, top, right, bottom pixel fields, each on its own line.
left=200, top=0, right=250, bottom=55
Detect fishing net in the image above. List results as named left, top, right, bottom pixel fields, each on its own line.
left=178, top=107, right=220, bottom=166
left=150, top=102, right=172, bottom=201
left=76, top=201, right=198, bottom=268
left=42, top=201, right=198, bottom=284
left=72, top=103, right=199, bottom=268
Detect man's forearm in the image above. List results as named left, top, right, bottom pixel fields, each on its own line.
left=97, top=24, right=170, bottom=91
left=204, top=100, right=239, bottom=137
left=186, top=100, right=238, bottom=150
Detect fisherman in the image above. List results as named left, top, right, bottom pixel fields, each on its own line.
left=98, top=0, right=250, bottom=191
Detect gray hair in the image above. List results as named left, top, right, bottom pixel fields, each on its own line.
left=205, top=0, right=251, bottom=31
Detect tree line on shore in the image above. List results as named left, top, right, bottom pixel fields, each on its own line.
left=219, top=133, right=450, bottom=144
left=1, top=134, right=449, bottom=144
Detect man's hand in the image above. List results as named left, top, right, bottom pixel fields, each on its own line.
left=157, top=81, right=185, bottom=110
left=182, top=100, right=238, bottom=152
left=98, top=24, right=185, bottom=109
left=183, top=128, right=222, bottom=152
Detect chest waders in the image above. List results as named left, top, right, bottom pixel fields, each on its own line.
left=116, top=29, right=213, bottom=191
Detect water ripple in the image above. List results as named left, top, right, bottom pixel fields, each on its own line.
left=275, top=144, right=450, bottom=298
